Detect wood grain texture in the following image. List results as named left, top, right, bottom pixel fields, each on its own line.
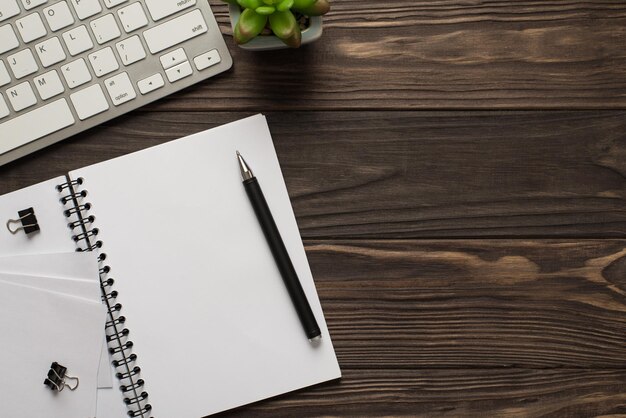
left=2, top=111, right=623, bottom=238
left=215, top=369, right=626, bottom=417
left=148, top=0, right=626, bottom=111
left=308, top=240, right=626, bottom=368
left=213, top=239, right=626, bottom=417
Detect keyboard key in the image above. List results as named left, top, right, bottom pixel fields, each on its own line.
left=104, top=0, right=126, bottom=7
left=62, top=25, right=93, bottom=56
left=89, top=46, right=119, bottom=77
left=160, top=47, right=187, bottom=70
left=20, top=0, right=47, bottom=11
left=0, top=0, right=20, bottom=23
left=7, top=49, right=39, bottom=79
left=165, top=60, right=192, bottom=83
left=69, top=0, right=101, bottom=20
left=117, top=2, right=147, bottom=33
left=0, top=61, right=10, bottom=87
left=43, top=1, right=74, bottom=32
left=0, top=25, right=19, bottom=54
left=90, top=13, right=121, bottom=45
left=143, top=9, right=207, bottom=54
left=61, top=58, right=92, bottom=88
left=194, top=49, right=220, bottom=71
left=33, top=69, right=64, bottom=99
left=104, top=72, right=136, bottom=106
left=0, top=98, right=74, bottom=155
left=6, top=81, right=37, bottom=111
left=115, top=35, right=145, bottom=66
left=0, top=94, right=9, bottom=118
left=35, top=36, right=66, bottom=67
left=70, top=84, right=108, bottom=120
left=137, top=73, right=163, bottom=94
left=144, top=0, right=195, bottom=21
left=16, top=12, right=47, bottom=43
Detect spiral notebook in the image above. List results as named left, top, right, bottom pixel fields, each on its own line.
left=0, top=115, right=341, bottom=417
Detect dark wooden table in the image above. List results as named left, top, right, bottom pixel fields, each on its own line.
left=3, top=1, right=626, bottom=416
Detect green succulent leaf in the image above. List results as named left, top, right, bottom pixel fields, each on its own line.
left=292, top=0, right=315, bottom=9
left=281, top=25, right=302, bottom=47
left=269, top=10, right=298, bottom=45
left=255, top=5, right=276, bottom=15
left=292, top=0, right=329, bottom=16
left=221, top=0, right=239, bottom=5
left=234, top=8, right=268, bottom=44
left=277, top=0, right=294, bottom=12
left=237, top=0, right=263, bottom=8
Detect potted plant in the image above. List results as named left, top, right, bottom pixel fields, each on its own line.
left=222, top=0, right=331, bottom=51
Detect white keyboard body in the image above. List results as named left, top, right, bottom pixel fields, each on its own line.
left=0, top=0, right=232, bottom=166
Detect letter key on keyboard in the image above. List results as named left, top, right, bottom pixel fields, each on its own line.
left=0, top=94, right=9, bottom=118
left=0, top=0, right=20, bottom=23
left=43, top=1, right=75, bottom=31
left=0, top=24, right=19, bottom=54
left=0, top=61, right=11, bottom=86
left=6, top=81, right=37, bottom=111
left=69, top=0, right=102, bottom=20
left=7, top=49, right=38, bottom=79
left=34, top=70, right=65, bottom=100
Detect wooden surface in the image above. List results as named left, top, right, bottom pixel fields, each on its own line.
left=2, top=0, right=626, bottom=416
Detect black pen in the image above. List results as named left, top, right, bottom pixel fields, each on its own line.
left=237, top=151, right=322, bottom=342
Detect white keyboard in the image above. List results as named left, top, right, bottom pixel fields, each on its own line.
left=0, top=0, right=232, bottom=165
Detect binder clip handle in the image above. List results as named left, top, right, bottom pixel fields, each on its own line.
left=6, top=208, right=40, bottom=235
left=44, top=362, right=79, bottom=392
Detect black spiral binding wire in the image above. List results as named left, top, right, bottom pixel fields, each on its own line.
left=56, top=175, right=152, bottom=418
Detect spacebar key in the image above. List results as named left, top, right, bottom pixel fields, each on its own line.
left=143, top=9, right=208, bottom=54
left=0, top=99, right=75, bottom=155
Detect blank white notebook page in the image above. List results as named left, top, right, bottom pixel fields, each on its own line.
left=71, top=114, right=341, bottom=417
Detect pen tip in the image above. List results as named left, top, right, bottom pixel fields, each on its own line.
left=236, top=150, right=241, bottom=157
left=237, top=151, right=254, bottom=180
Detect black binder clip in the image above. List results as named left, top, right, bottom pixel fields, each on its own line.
left=44, top=362, right=79, bottom=392
left=6, top=207, right=39, bottom=235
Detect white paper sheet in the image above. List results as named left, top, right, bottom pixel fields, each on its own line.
left=0, top=273, right=99, bottom=301
left=0, top=280, right=106, bottom=418
left=0, top=271, right=108, bottom=397
left=0, top=252, right=100, bottom=281
left=0, top=253, right=113, bottom=388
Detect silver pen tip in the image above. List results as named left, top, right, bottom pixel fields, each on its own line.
left=236, top=151, right=254, bottom=180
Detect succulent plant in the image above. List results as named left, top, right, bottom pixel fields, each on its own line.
left=223, top=0, right=330, bottom=48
